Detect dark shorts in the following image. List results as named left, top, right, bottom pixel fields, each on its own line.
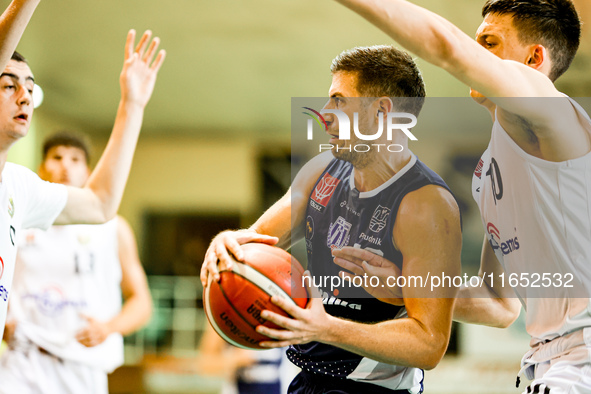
left=288, top=371, right=420, bottom=394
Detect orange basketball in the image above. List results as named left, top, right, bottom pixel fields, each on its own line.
left=203, top=243, right=308, bottom=349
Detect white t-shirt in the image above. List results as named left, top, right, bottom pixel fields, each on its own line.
left=9, top=219, right=123, bottom=372
left=0, top=163, right=67, bottom=337
left=472, top=98, right=591, bottom=343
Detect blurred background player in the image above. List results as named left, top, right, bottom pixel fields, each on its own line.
left=197, top=323, right=285, bottom=394
left=0, top=131, right=152, bottom=394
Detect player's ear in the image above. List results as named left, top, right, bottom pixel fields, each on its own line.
left=377, top=97, right=393, bottom=117
left=526, top=44, right=546, bottom=71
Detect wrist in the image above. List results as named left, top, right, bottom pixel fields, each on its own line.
left=318, top=314, right=341, bottom=345
left=120, top=99, right=146, bottom=111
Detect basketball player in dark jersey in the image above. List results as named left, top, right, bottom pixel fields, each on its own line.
left=201, top=46, right=462, bottom=393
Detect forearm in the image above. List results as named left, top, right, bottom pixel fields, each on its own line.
left=0, top=0, right=40, bottom=71
left=84, top=100, right=144, bottom=222
left=107, top=293, right=152, bottom=336
left=322, top=314, right=449, bottom=370
left=334, top=0, right=464, bottom=68
left=454, top=283, right=521, bottom=328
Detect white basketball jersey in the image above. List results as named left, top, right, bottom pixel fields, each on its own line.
left=0, top=163, right=67, bottom=339
left=472, top=98, right=591, bottom=344
left=10, top=219, right=124, bottom=372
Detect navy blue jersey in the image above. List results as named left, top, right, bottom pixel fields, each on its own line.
left=287, top=154, right=451, bottom=392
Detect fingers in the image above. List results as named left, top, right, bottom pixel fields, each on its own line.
left=124, top=29, right=136, bottom=60
left=333, top=256, right=365, bottom=276
left=259, top=310, right=299, bottom=331
left=269, top=295, right=301, bottom=318
left=134, top=30, right=152, bottom=58
left=259, top=339, right=292, bottom=348
left=150, top=50, right=166, bottom=73
left=257, top=324, right=296, bottom=341
left=143, top=37, right=160, bottom=64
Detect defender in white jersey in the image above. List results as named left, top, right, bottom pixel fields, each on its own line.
left=0, top=9, right=164, bottom=342
left=324, top=0, right=591, bottom=392
left=0, top=132, right=152, bottom=394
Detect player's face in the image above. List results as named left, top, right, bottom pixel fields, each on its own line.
left=40, top=146, right=90, bottom=187
left=323, top=72, right=379, bottom=168
left=0, top=60, right=35, bottom=145
left=471, top=13, right=532, bottom=99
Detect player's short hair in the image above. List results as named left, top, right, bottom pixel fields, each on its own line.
left=482, top=0, right=581, bottom=81
left=42, top=131, right=92, bottom=165
left=11, top=51, right=27, bottom=64
left=330, top=45, right=426, bottom=116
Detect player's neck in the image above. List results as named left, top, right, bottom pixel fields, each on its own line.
left=0, top=150, right=7, bottom=182
left=353, top=150, right=411, bottom=192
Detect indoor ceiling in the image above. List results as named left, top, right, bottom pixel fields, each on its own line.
left=14, top=0, right=591, bottom=138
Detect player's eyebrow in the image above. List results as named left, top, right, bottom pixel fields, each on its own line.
left=0, top=72, right=35, bottom=83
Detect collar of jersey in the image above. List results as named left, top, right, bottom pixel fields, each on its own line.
left=349, top=153, right=417, bottom=198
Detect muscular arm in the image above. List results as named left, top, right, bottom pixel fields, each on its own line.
left=55, top=30, right=165, bottom=225
left=260, top=185, right=462, bottom=370
left=454, top=236, right=521, bottom=328
left=332, top=0, right=587, bottom=156
left=0, top=0, right=40, bottom=73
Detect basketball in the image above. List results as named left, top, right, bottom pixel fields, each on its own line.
left=203, top=243, right=308, bottom=350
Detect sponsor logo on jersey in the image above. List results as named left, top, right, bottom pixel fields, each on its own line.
left=474, top=158, right=484, bottom=179
left=321, top=289, right=362, bottom=310
left=339, top=200, right=361, bottom=217
left=487, top=222, right=520, bottom=256
left=7, top=195, right=14, bottom=218
left=0, top=256, right=4, bottom=280
left=369, top=205, right=391, bottom=233
left=310, top=173, right=340, bottom=213
left=23, top=285, right=87, bottom=317
left=359, top=232, right=383, bottom=246
left=327, top=216, right=351, bottom=250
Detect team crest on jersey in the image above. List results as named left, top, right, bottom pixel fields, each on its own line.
left=474, top=158, right=484, bottom=179
left=310, top=173, right=340, bottom=213
left=369, top=205, right=391, bottom=233
left=7, top=195, right=14, bottom=218
left=327, top=216, right=351, bottom=249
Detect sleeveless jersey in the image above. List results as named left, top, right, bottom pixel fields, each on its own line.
left=287, top=154, right=451, bottom=391
left=9, top=218, right=124, bottom=372
left=472, top=98, right=591, bottom=344
left=0, top=163, right=67, bottom=339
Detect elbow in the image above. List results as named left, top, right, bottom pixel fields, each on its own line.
left=493, top=299, right=521, bottom=328
left=416, top=335, right=448, bottom=371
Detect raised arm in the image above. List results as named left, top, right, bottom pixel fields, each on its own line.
left=0, top=0, right=41, bottom=72
left=334, top=0, right=559, bottom=99
left=55, top=30, right=165, bottom=225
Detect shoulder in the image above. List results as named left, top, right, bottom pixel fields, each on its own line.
left=397, top=185, right=459, bottom=225
left=291, top=151, right=335, bottom=196
left=116, top=215, right=135, bottom=241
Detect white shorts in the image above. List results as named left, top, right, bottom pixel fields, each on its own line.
left=0, top=344, right=108, bottom=394
left=520, top=328, right=591, bottom=394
